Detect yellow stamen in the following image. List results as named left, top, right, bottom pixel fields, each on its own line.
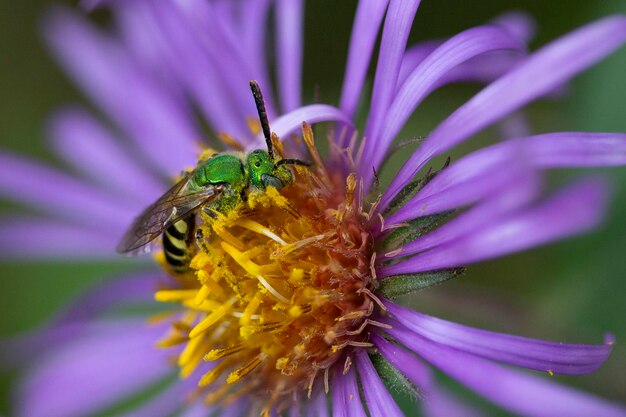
left=205, top=344, right=245, bottom=361
left=227, top=355, right=263, bottom=384
left=221, top=242, right=290, bottom=303
left=240, top=295, right=261, bottom=326
left=237, top=218, right=287, bottom=245
left=199, top=360, right=233, bottom=386
left=218, top=132, right=245, bottom=151
left=155, top=289, right=198, bottom=302
left=189, top=297, right=237, bottom=338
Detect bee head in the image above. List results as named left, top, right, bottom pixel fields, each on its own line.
left=246, top=150, right=285, bottom=189
left=248, top=80, right=311, bottom=190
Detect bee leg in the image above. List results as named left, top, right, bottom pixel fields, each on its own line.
left=195, top=228, right=210, bottom=253
left=201, top=206, right=218, bottom=218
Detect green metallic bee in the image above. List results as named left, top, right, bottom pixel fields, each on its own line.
left=117, top=81, right=309, bottom=272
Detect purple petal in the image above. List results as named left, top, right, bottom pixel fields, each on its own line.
left=362, top=25, right=524, bottom=181
left=1, top=271, right=159, bottom=370
left=339, top=0, right=390, bottom=120
left=44, top=7, right=201, bottom=175
left=252, top=105, right=353, bottom=151
left=17, top=320, right=172, bottom=417
left=147, top=1, right=253, bottom=142
left=180, top=0, right=275, bottom=117
left=522, top=132, right=626, bottom=167
left=381, top=179, right=609, bottom=275
left=57, top=272, right=159, bottom=324
left=331, top=365, right=367, bottom=417
left=241, top=0, right=275, bottom=116
left=371, top=333, right=483, bottom=417
left=383, top=137, right=538, bottom=226
left=355, top=350, right=404, bottom=417
left=306, top=392, right=329, bottom=417
left=385, top=175, right=538, bottom=257
left=175, top=0, right=275, bottom=122
left=0, top=153, right=136, bottom=231
left=387, top=325, right=626, bottom=417
left=0, top=217, right=120, bottom=260
left=384, top=302, right=614, bottom=375
left=371, top=332, right=432, bottom=388
left=117, top=379, right=195, bottom=417
left=498, top=111, right=532, bottom=140
left=178, top=402, right=217, bottom=417
left=381, top=16, right=626, bottom=209
left=363, top=0, right=420, bottom=151
left=386, top=131, right=626, bottom=226
left=398, top=12, right=535, bottom=85
left=276, top=0, right=304, bottom=112
left=48, top=107, right=165, bottom=201
left=398, top=41, right=440, bottom=86
left=422, top=387, right=484, bottom=417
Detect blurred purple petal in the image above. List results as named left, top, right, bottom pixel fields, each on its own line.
left=1, top=272, right=158, bottom=370
left=523, top=132, right=626, bottom=167
left=43, top=7, right=201, bottom=175
left=362, top=25, right=524, bottom=181
left=498, top=112, right=532, bottom=140
left=242, top=0, right=275, bottom=116
left=381, top=16, right=626, bottom=209
left=147, top=1, right=252, bottom=141
left=381, top=179, right=609, bottom=275
left=17, top=320, right=172, bottom=417
left=117, top=380, right=192, bottom=417
left=355, top=350, right=404, bottom=417
left=491, top=11, right=537, bottom=43
left=339, top=0, right=390, bottom=121
left=49, top=107, right=165, bottom=201
left=0, top=217, right=120, bottom=260
left=384, top=302, right=613, bottom=375
left=276, top=0, right=304, bottom=112
left=117, top=373, right=222, bottom=417
left=0, top=152, right=135, bottom=231
left=57, top=272, right=159, bottom=324
left=387, top=325, right=626, bottom=417
left=208, top=0, right=276, bottom=116
left=331, top=365, right=367, bottom=417
left=175, top=0, right=273, bottom=123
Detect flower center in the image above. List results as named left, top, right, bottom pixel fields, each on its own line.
left=154, top=135, right=381, bottom=411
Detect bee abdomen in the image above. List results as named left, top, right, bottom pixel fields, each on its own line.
left=163, top=216, right=195, bottom=274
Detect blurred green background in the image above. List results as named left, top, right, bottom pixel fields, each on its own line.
left=1, top=0, right=625, bottom=415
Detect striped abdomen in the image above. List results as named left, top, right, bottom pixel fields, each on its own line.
left=163, top=215, right=195, bottom=274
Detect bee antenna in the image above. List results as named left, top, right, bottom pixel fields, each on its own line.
left=277, top=158, right=312, bottom=167
left=250, top=80, right=274, bottom=160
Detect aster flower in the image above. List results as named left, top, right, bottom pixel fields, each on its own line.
left=1, top=1, right=626, bottom=417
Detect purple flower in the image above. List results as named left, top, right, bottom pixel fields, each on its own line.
left=1, top=1, right=626, bottom=416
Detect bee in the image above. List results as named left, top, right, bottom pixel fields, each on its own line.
left=117, top=81, right=309, bottom=272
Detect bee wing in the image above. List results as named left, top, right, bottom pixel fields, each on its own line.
left=117, top=175, right=224, bottom=255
